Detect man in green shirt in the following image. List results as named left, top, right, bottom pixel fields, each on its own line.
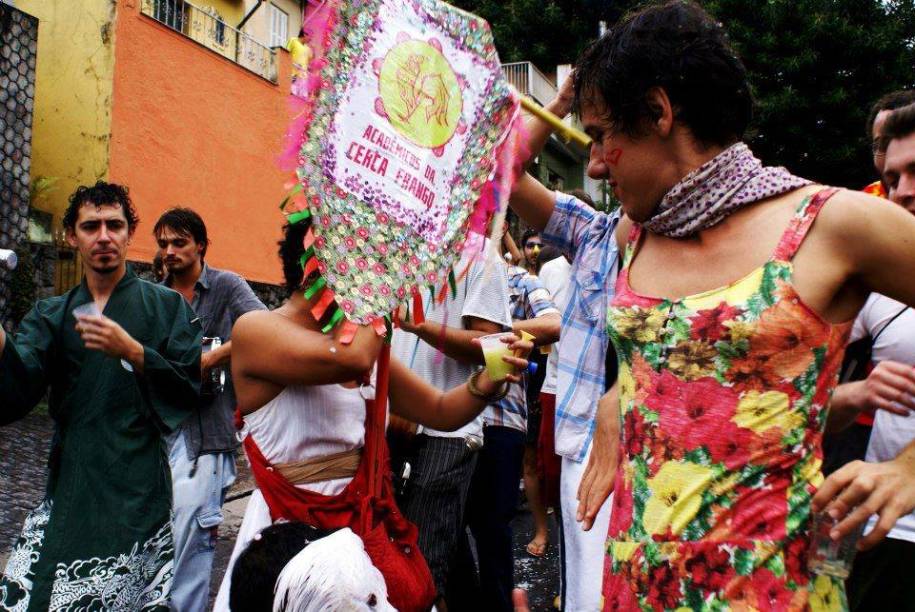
left=0, top=181, right=201, bottom=611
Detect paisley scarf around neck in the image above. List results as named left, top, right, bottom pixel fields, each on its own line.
left=643, top=143, right=811, bottom=239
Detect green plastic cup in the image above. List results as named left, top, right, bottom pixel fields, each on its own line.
left=480, top=332, right=517, bottom=382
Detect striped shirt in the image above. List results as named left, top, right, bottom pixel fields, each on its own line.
left=483, top=266, right=559, bottom=432
left=542, top=193, right=621, bottom=462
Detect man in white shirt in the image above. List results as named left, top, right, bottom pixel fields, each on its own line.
left=392, top=234, right=512, bottom=609
left=826, top=102, right=915, bottom=610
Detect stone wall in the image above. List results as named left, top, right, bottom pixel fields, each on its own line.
left=0, top=5, right=37, bottom=331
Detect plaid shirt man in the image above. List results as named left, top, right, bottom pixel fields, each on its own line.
left=542, top=192, right=622, bottom=462
left=483, top=265, right=559, bottom=432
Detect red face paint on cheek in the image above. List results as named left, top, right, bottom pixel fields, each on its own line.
left=607, top=148, right=623, bottom=166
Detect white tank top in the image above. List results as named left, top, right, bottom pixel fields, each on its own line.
left=244, top=382, right=368, bottom=467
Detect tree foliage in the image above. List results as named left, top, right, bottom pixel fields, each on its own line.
left=450, top=0, right=915, bottom=187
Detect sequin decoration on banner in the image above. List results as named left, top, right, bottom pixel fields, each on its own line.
left=282, top=0, right=525, bottom=329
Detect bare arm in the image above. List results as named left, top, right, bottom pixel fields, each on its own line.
left=388, top=340, right=531, bottom=431
left=577, top=382, right=620, bottom=531
left=232, top=310, right=381, bottom=389
left=826, top=361, right=915, bottom=433
left=507, top=75, right=574, bottom=232
left=512, top=312, right=560, bottom=346
left=836, top=192, right=915, bottom=307
left=398, top=316, right=502, bottom=366
left=502, top=231, right=523, bottom=265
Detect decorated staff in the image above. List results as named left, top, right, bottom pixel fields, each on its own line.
left=281, top=0, right=529, bottom=340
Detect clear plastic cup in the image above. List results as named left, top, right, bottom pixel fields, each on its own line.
left=72, top=302, right=102, bottom=320
left=807, top=512, right=866, bottom=579
left=479, top=332, right=517, bottom=382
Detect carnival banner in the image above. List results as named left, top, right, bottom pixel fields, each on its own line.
left=283, top=0, right=524, bottom=331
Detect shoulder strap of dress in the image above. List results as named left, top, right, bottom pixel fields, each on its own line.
left=772, top=187, right=841, bottom=261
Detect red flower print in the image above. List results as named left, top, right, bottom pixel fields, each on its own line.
left=784, top=534, right=811, bottom=585
left=396, top=286, right=406, bottom=298
left=379, top=285, right=391, bottom=296
left=355, top=258, right=369, bottom=271
left=728, top=484, right=787, bottom=541
left=376, top=212, right=390, bottom=224
left=341, top=300, right=355, bottom=314
left=315, top=237, right=327, bottom=249
left=623, top=408, right=648, bottom=456
left=377, top=243, right=389, bottom=256
left=608, top=468, right=633, bottom=537
left=657, top=376, right=739, bottom=445
left=603, top=571, right=639, bottom=611
left=335, top=261, right=350, bottom=275
left=344, top=236, right=357, bottom=250
left=683, top=542, right=735, bottom=593
left=703, top=422, right=754, bottom=469
left=748, top=568, right=793, bottom=612
left=748, top=428, right=789, bottom=469
left=373, top=263, right=386, bottom=275
left=357, top=227, right=370, bottom=239
left=360, top=284, right=373, bottom=297
left=690, top=302, right=742, bottom=342
left=646, top=562, right=683, bottom=610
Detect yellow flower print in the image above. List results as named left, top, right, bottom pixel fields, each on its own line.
left=724, top=320, right=756, bottom=344
left=609, top=541, right=639, bottom=562
left=799, top=455, right=824, bottom=488
left=732, top=391, right=803, bottom=434
left=611, top=307, right=667, bottom=343
left=667, top=340, right=718, bottom=380
left=643, top=461, right=714, bottom=536
left=809, top=574, right=845, bottom=612
left=618, top=361, right=636, bottom=403
left=682, top=267, right=765, bottom=311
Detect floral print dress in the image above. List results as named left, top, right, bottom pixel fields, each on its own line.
left=604, top=189, right=851, bottom=611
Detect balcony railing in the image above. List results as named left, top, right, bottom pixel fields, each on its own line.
left=141, top=0, right=278, bottom=83
left=501, top=61, right=557, bottom=106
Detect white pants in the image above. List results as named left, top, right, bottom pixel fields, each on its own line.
left=559, top=450, right=613, bottom=612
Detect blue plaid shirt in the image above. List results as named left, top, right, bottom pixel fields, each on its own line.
left=543, top=193, right=621, bottom=462
left=484, top=266, right=559, bottom=432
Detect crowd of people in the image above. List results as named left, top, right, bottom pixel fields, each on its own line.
left=3, top=1, right=915, bottom=611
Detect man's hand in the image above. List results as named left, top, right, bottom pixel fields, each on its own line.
left=812, top=449, right=915, bottom=550
left=849, top=360, right=915, bottom=416
left=547, top=71, right=574, bottom=119
left=201, top=340, right=231, bottom=378
left=577, top=385, right=620, bottom=531
left=397, top=310, right=425, bottom=336
left=76, top=315, right=144, bottom=372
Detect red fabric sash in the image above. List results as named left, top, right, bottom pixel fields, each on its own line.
left=239, top=345, right=436, bottom=611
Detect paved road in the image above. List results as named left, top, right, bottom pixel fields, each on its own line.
left=1, top=413, right=561, bottom=610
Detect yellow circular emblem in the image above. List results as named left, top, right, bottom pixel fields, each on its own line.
left=378, top=39, right=463, bottom=149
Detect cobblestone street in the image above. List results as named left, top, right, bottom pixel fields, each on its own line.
left=1, top=412, right=560, bottom=610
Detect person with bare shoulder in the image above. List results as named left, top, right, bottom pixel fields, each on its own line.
left=509, top=2, right=915, bottom=609
left=213, top=221, right=531, bottom=611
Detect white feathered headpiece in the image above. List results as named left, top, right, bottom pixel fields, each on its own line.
left=272, top=527, right=396, bottom=612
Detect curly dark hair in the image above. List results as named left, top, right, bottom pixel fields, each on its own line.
left=63, top=181, right=139, bottom=231
left=278, top=219, right=314, bottom=297
left=573, top=0, right=753, bottom=148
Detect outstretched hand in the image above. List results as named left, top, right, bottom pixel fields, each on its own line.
left=812, top=450, right=915, bottom=550
left=852, top=360, right=915, bottom=416
left=577, top=385, right=620, bottom=531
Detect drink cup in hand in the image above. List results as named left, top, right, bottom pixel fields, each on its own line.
left=807, top=511, right=865, bottom=579
left=72, top=302, right=102, bottom=321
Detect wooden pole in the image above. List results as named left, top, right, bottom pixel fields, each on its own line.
left=518, top=94, right=592, bottom=148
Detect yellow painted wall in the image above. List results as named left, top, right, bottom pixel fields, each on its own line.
left=17, top=0, right=117, bottom=226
